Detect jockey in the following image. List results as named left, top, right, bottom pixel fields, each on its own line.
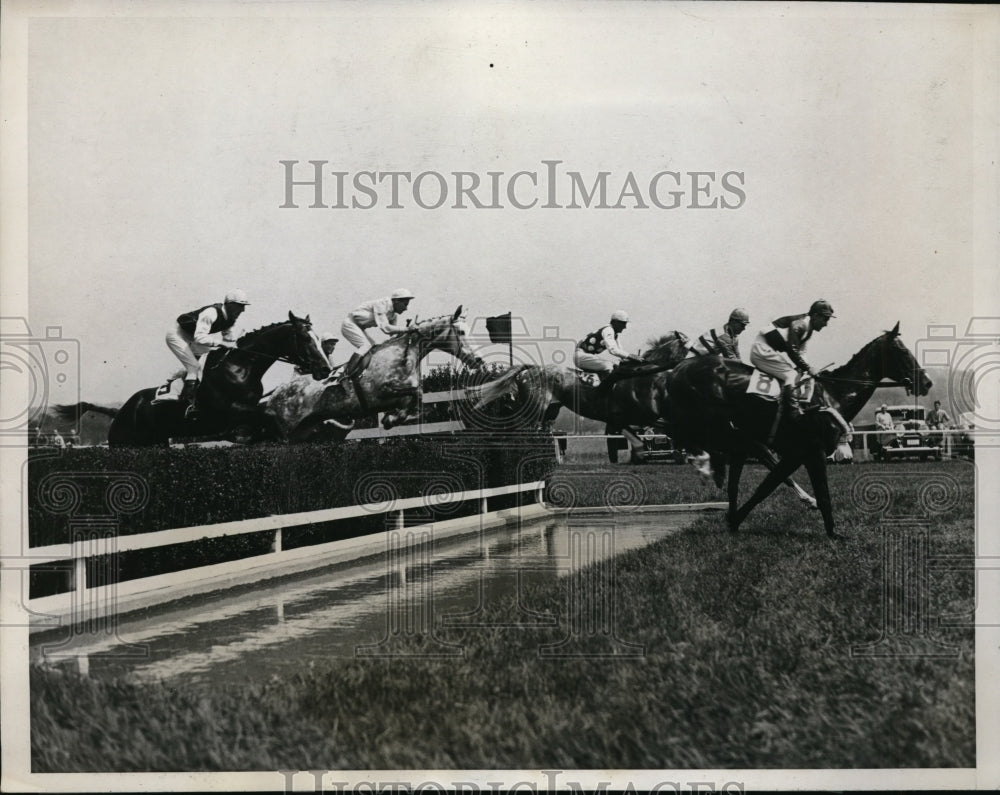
left=574, top=310, right=641, bottom=380
left=296, top=332, right=340, bottom=376
left=320, top=332, right=339, bottom=368
left=749, top=299, right=835, bottom=417
left=687, top=307, right=750, bottom=360
left=154, top=289, right=250, bottom=406
left=341, top=288, right=414, bottom=377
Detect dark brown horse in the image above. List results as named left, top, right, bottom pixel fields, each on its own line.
left=59, top=313, right=331, bottom=447
left=472, top=333, right=819, bottom=507
left=663, top=322, right=931, bottom=538
left=471, top=333, right=690, bottom=433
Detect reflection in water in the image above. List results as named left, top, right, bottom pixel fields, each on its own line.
left=31, top=511, right=701, bottom=687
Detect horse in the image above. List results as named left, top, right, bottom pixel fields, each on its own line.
left=261, top=306, right=484, bottom=442
left=472, top=333, right=819, bottom=508
left=471, top=333, right=691, bottom=434
left=57, top=312, right=331, bottom=448
left=663, top=322, right=932, bottom=538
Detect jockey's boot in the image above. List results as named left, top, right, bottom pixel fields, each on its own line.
left=343, top=352, right=363, bottom=380
left=781, top=384, right=802, bottom=420
left=595, top=369, right=615, bottom=394
left=181, top=379, right=200, bottom=420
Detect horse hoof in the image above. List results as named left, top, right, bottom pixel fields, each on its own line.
left=827, top=530, right=847, bottom=541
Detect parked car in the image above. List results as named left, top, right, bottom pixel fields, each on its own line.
left=606, top=425, right=686, bottom=464
left=875, top=405, right=942, bottom=462
left=630, top=428, right=687, bottom=464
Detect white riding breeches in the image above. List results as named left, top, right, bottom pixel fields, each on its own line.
left=749, top=333, right=798, bottom=387
left=341, top=318, right=378, bottom=353
left=573, top=349, right=615, bottom=374
left=165, top=325, right=210, bottom=381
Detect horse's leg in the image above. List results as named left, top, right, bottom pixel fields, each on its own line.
left=801, top=446, right=840, bottom=539
left=752, top=441, right=817, bottom=510
left=710, top=452, right=727, bottom=489
left=606, top=423, right=624, bottom=463
left=541, top=401, right=561, bottom=431
left=726, top=451, right=745, bottom=528
left=620, top=426, right=646, bottom=455
left=289, top=414, right=330, bottom=443
left=729, top=452, right=803, bottom=533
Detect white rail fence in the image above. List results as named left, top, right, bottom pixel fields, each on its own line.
left=27, top=478, right=547, bottom=632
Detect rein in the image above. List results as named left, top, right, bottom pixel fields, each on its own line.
left=213, top=323, right=315, bottom=368
left=815, top=373, right=879, bottom=387
left=209, top=346, right=299, bottom=369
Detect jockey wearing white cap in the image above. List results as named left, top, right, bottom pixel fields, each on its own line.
left=297, top=331, right=341, bottom=375
left=154, top=290, right=250, bottom=404
left=574, top=310, right=640, bottom=378
left=340, top=289, right=414, bottom=377
left=319, top=331, right=338, bottom=358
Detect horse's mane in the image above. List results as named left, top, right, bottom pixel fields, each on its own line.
left=642, top=331, right=690, bottom=365
left=409, top=314, right=459, bottom=332
left=237, top=318, right=297, bottom=346
left=823, top=330, right=890, bottom=381
left=360, top=313, right=459, bottom=355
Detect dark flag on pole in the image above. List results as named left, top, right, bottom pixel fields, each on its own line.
left=486, top=312, right=514, bottom=365
left=485, top=312, right=513, bottom=344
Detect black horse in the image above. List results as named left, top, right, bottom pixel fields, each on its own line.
left=59, top=312, right=331, bottom=447
left=663, top=323, right=931, bottom=538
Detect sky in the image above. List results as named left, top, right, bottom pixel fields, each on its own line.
left=16, top=2, right=995, bottom=404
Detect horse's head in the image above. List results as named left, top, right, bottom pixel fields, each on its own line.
left=873, top=322, right=932, bottom=396
left=288, top=311, right=333, bottom=381
left=412, top=305, right=484, bottom=369
left=642, top=331, right=690, bottom=368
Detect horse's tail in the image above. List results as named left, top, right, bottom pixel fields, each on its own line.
left=52, top=401, right=120, bottom=423
left=472, top=364, right=532, bottom=409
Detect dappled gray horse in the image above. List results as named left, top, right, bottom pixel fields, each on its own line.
left=262, top=306, right=483, bottom=442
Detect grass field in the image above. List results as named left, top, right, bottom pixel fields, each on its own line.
left=31, top=460, right=975, bottom=771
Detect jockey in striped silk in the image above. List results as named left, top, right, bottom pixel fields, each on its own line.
left=749, top=299, right=835, bottom=417
left=687, top=307, right=750, bottom=360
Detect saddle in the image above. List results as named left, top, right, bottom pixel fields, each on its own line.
left=744, top=369, right=816, bottom=403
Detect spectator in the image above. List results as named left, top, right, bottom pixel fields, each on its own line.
left=927, top=400, right=953, bottom=456
left=927, top=400, right=952, bottom=429
left=873, top=403, right=894, bottom=457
